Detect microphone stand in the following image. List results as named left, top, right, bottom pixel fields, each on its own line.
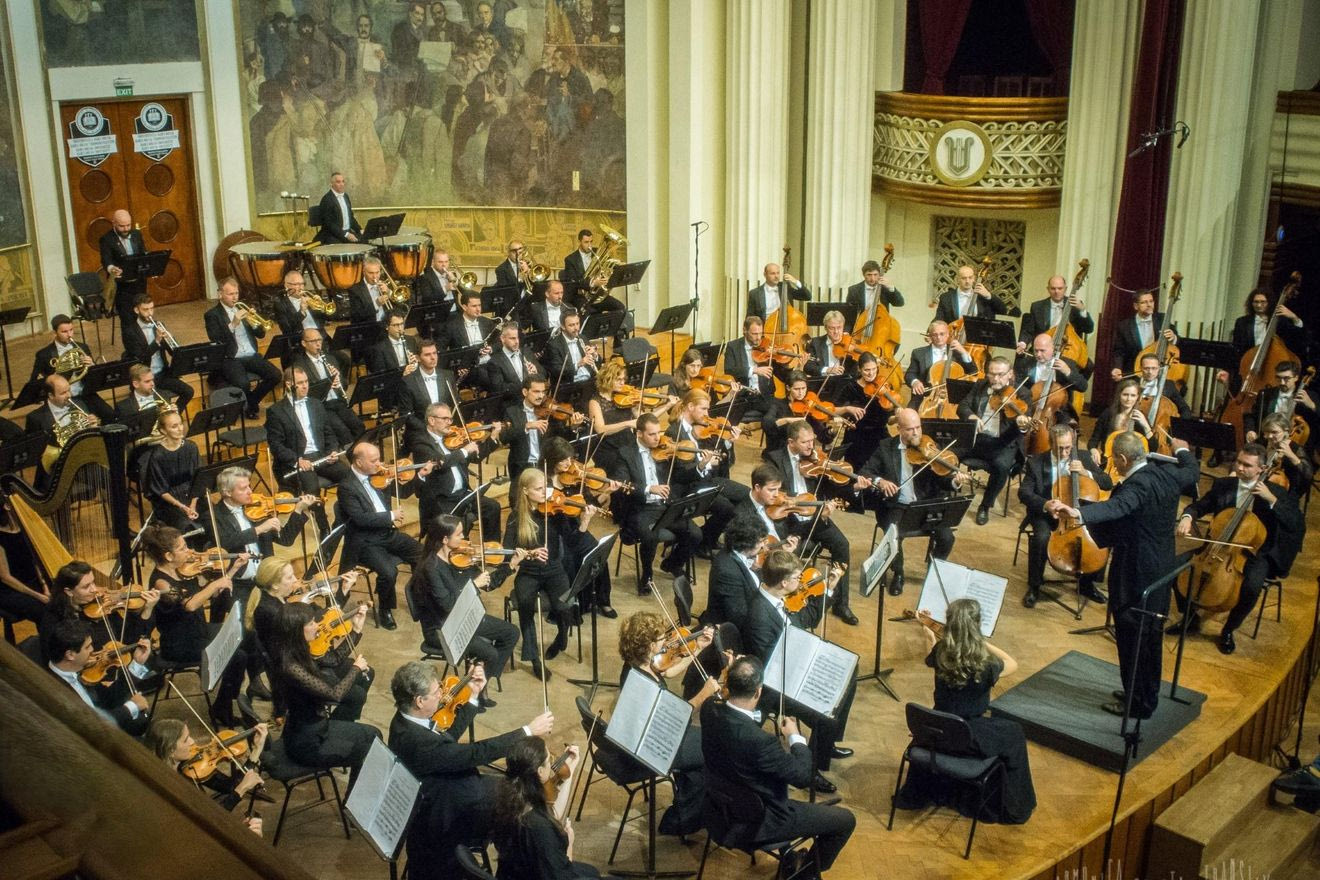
left=690, top=221, right=707, bottom=342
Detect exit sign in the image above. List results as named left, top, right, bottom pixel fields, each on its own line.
left=114, top=79, right=133, bottom=96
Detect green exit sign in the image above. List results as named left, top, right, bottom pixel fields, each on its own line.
left=114, top=79, right=133, bottom=96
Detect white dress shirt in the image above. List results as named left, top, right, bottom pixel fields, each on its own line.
left=524, top=404, right=541, bottom=462
left=50, top=661, right=148, bottom=724
left=293, top=397, right=319, bottom=454
left=638, top=442, right=662, bottom=503
left=333, top=191, right=350, bottom=231
left=356, top=471, right=389, bottom=514
left=137, top=320, right=166, bottom=373
left=225, top=306, right=257, bottom=357
left=223, top=501, right=261, bottom=579
left=897, top=440, right=916, bottom=504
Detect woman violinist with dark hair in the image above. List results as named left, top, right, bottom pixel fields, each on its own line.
left=144, top=716, right=268, bottom=835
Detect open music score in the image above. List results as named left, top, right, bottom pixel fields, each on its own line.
left=606, top=669, right=692, bottom=777
left=764, top=627, right=858, bottom=719
left=917, top=558, right=1008, bottom=637
left=345, top=738, right=421, bottom=862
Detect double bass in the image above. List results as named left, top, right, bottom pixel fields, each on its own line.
left=1134, top=272, right=1185, bottom=384
left=947, top=255, right=993, bottom=373
left=1219, top=272, right=1302, bottom=448
left=764, top=245, right=809, bottom=371
left=1140, top=359, right=1178, bottom=456
left=851, top=244, right=901, bottom=358
left=1051, top=259, right=1091, bottom=414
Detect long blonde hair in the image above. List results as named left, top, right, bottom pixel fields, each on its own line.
left=933, top=598, right=991, bottom=688
left=245, top=557, right=293, bottom=631
left=515, top=468, right=547, bottom=548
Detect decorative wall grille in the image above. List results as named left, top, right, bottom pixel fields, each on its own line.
left=931, top=216, right=1025, bottom=312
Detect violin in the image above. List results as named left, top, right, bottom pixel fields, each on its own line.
left=369, top=459, right=426, bottom=489
left=429, top=670, right=477, bottom=730
left=308, top=603, right=368, bottom=658
left=1046, top=465, right=1109, bottom=577
left=181, top=723, right=275, bottom=782
left=765, top=491, right=846, bottom=521
left=651, top=625, right=708, bottom=673
left=443, top=421, right=501, bottom=449
left=535, top=400, right=578, bottom=423
left=652, top=435, right=724, bottom=463
left=988, top=388, right=1029, bottom=421
left=851, top=243, right=902, bottom=358
left=561, top=460, right=631, bottom=494
left=287, top=570, right=361, bottom=604
left=789, top=391, right=853, bottom=426
left=541, top=746, right=576, bottom=805
left=83, top=587, right=148, bottom=619
left=754, top=535, right=783, bottom=568
left=905, top=435, right=960, bottom=477
left=178, top=548, right=252, bottom=578
left=797, top=447, right=858, bottom=485
left=243, top=492, right=304, bottom=520
left=782, top=564, right=844, bottom=613
left=691, top=369, right=737, bottom=397
left=612, top=384, right=669, bottom=409
left=831, top=333, right=878, bottom=362
left=79, top=640, right=141, bottom=686
left=901, top=608, right=945, bottom=639
left=691, top=416, right=740, bottom=441
left=449, top=540, right=520, bottom=570
left=536, top=489, right=610, bottom=519
left=750, top=338, right=807, bottom=368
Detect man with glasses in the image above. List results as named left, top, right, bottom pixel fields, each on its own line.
left=957, top=355, right=1031, bottom=524
left=410, top=402, right=503, bottom=537
left=273, top=270, right=331, bottom=337
left=291, top=327, right=364, bottom=438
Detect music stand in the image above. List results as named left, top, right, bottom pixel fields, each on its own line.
left=330, top=322, right=384, bottom=366
left=962, top=316, right=1017, bottom=350
left=0, top=432, right=48, bottom=472
left=688, top=340, right=723, bottom=367
left=649, top=304, right=695, bottom=371
left=1174, top=337, right=1239, bottom=371
left=656, top=486, right=720, bottom=535
left=350, top=370, right=397, bottom=420
left=10, top=379, right=46, bottom=412
left=566, top=532, right=620, bottom=701
left=436, top=343, right=484, bottom=376
left=405, top=301, right=448, bottom=336
left=708, top=396, right=749, bottom=426
left=806, top=302, right=860, bottom=329
left=122, top=407, right=160, bottom=443
left=186, top=400, right=244, bottom=461
left=624, top=355, right=662, bottom=388
left=521, top=329, right=552, bottom=363
left=362, top=214, right=404, bottom=241
left=263, top=333, right=301, bottom=369
left=190, top=454, right=260, bottom=498
left=170, top=342, right=226, bottom=383
left=603, top=259, right=650, bottom=291
left=582, top=310, right=626, bottom=345
left=307, top=377, right=332, bottom=402
left=922, top=418, right=977, bottom=454
left=121, top=250, right=172, bottom=284
left=895, top=496, right=972, bottom=540
left=480, top=284, right=520, bottom=318
left=457, top=392, right=509, bottom=429
left=945, top=377, right=976, bottom=405
left=0, top=306, right=32, bottom=403
left=83, top=358, right=134, bottom=407
left=1170, top=417, right=1236, bottom=453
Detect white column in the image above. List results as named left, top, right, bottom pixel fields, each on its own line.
left=1053, top=0, right=1141, bottom=308
left=802, top=0, right=875, bottom=298
left=723, top=0, right=790, bottom=339
left=1161, top=0, right=1264, bottom=325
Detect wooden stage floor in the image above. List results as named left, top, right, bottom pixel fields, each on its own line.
left=5, top=300, right=1319, bottom=879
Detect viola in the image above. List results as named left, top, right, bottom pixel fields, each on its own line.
left=652, top=435, right=724, bottom=463
left=443, top=421, right=500, bottom=449
left=308, top=603, right=368, bottom=658
left=561, top=460, right=631, bottom=494
left=181, top=724, right=272, bottom=783
left=691, top=416, right=740, bottom=441
left=754, top=535, right=783, bottom=568
left=797, top=448, right=858, bottom=485
left=851, top=243, right=902, bottom=358
left=901, top=608, right=945, bottom=639
left=430, top=671, right=476, bottom=730
left=765, top=491, right=846, bottom=521
left=831, top=333, right=878, bottom=362
left=449, top=540, right=519, bottom=570
left=178, top=548, right=252, bottom=579
left=369, top=459, right=426, bottom=489
left=789, top=391, right=852, bottom=426
left=862, top=377, right=907, bottom=411
left=536, top=489, right=610, bottom=519
left=535, top=400, right=578, bottom=423
left=287, top=570, right=360, bottom=604
left=83, top=587, right=148, bottom=619
left=988, top=388, right=1029, bottom=421
left=751, top=338, right=807, bottom=369
left=612, top=384, right=669, bottom=409
left=79, top=640, right=140, bottom=686
left=1046, top=465, right=1109, bottom=577
left=905, top=435, right=960, bottom=477
left=243, top=492, right=303, bottom=520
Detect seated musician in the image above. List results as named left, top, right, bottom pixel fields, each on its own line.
left=1245, top=359, right=1315, bottom=443
left=1014, top=332, right=1088, bottom=425
left=411, top=402, right=502, bottom=538
left=413, top=249, right=458, bottom=317
left=846, top=258, right=904, bottom=315
left=439, top=290, right=496, bottom=373
left=494, top=240, right=525, bottom=288
left=477, top=321, right=543, bottom=397
left=544, top=437, right=616, bottom=618
left=1170, top=442, right=1304, bottom=654
left=1015, top=274, right=1093, bottom=361
left=1110, top=289, right=1177, bottom=383
left=389, top=661, right=553, bottom=880
left=1230, top=288, right=1307, bottom=372
left=700, top=655, right=856, bottom=874
left=203, top=278, right=281, bottom=419
left=587, top=360, right=641, bottom=476
left=272, top=269, right=330, bottom=338
left=266, top=602, right=380, bottom=792
left=762, top=371, right=862, bottom=450
left=740, top=551, right=854, bottom=790
left=409, top=515, right=521, bottom=692
left=746, top=262, right=811, bottom=322
left=667, top=389, right=749, bottom=557
left=267, top=365, right=353, bottom=497
left=896, top=599, right=1036, bottom=824
left=489, top=469, right=584, bottom=681
left=29, top=313, right=114, bottom=421
left=145, top=718, right=267, bottom=835
left=760, top=424, right=860, bottom=625
left=1019, top=424, right=1111, bottom=608
left=906, top=320, right=975, bottom=404
left=0, top=501, right=49, bottom=625
left=505, top=376, right=553, bottom=491
left=399, top=339, right=457, bottom=441
left=935, top=264, right=1008, bottom=324
left=807, top=310, right=860, bottom=382
left=1136, top=353, right=1192, bottom=418
left=836, top=352, right=899, bottom=470
left=608, top=413, right=702, bottom=603
left=1260, top=412, right=1315, bottom=490
left=114, top=363, right=176, bottom=423
left=143, top=524, right=251, bottom=726
left=957, top=355, right=1029, bottom=525
left=544, top=307, right=600, bottom=395
left=25, top=374, right=97, bottom=459
left=290, top=328, right=365, bottom=438
left=39, top=560, right=159, bottom=666
left=722, top=315, right=778, bottom=422
left=348, top=256, right=404, bottom=325
left=490, top=737, right=597, bottom=880
left=527, top=278, right=570, bottom=333
left=858, top=408, right=969, bottom=597
left=1088, top=379, right=1155, bottom=466
left=559, top=229, right=628, bottom=336
left=700, top=513, right=777, bottom=639
left=46, top=617, right=151, bottom=735
left=213, top=465, right=316, bottom=615
left=122, top=294, right=194, bottom=410
left=617, top=612, right=720, bottom=836
left=339, top=440, right=434, bottom=631
left=367, top=311, right=421, bottom=376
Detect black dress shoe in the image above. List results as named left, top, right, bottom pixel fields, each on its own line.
left=246, top=679, right=272, bottom=701
left=1112, top=689, right=1127, bottom=701
left=832, top=607, right=859, bottom=626
left=829, top=746, right=854, bottom=760
left=1100, top=700, right=1127, bottom=716
left=250, top=787, right=277, bottom=804
left=975, top=507, right=990, bottom=526
left=546, top=630, right=568, bottom=660
left=1165, top=615, right=1200, bottom=635
left=887, top=574, right=904, bottom=597
left=378, top=608, right=397, bottom=630
left=638, top=578, right=654, bottom=597
left=598, top=605, right=618, bottom=619
left=1080, top=584, right=1108, bottom=604
left=1023, top=590, right=1039, bottom=608
left=811, top=772, right=837, bottom=794
left=1218, top=631, right=1237, bottom=655
left=529, top=660, right=551, bottom=681
left=478, top=692, right=498, bottom=709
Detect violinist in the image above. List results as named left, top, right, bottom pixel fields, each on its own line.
left=587, top=361, right=642, bottom=474
left=489, top=468, right=583, bottom=681
left=213, top=466, right=316, bottom=614
left=700, top=655, right=856, bottom=874
left=411, top=402, right=503, bottom=538
left=1245, top=360, right=1315, bottom=443
left=264, top=366, right=350, bottom=540
left=763, top=371, right=863, bottom=449
left=806, top=311, right=860, bottom=381
left=617, top=612, right=719, bottom=836
left=1015, top=274, right=1093, bottom=355
left=46, top=618, right=151, bottom=735
left=846, top=258, right=905, bottom=313
left=143, top=408, right=203, bottom=535
left=338, top=440, right=434, bottom=631
left=144, top=524, right=252, bottom=727
left=670, top=347, right=710, bottom=397
left=266, top=602, right=380, bottom=792
left=544, top=437, right=616, bottom=617
left=906, top=320, right=975, bottom=402
left=38, top=560, right=160, bottom=663
left=544, top=307, right=599, bottom=393
left=410, top=514, right=523, bottom=682
left=858, top=408, right=969, bottom=596
left=490, top=736, right=595, bottom=880
left=957, top=356, right=1030, bottom=525
left=145, top=717, right=268, bottom=833
left=1020, top=424, right=1111, bottom=608
left=1015, top=332, right=1088, bottom=424
left=608, top=414, right=703, bottom=606
left=935, top=263, right=1008, bottom=323
left=1260, top=413, right=1315, bottom=490
left=836, top=352, right=901, bottom=469
left=476, top=321, right=543, bottom=397
left=667, top=390, right=749, bottom=557
left=747, top=261, right=811, bottom=322
left=1110, top=289, right=1177, bottom=383
left=700, top=513, right=774, bottom=638
left=388, top=661, right=554, bottom=880
left=761, top=425, right=860, bottom=625
left=742, top=550, right=854, bottom=791
left=505, top=376, right=553, bottom=492
left=1169, top=443, right=1304, bottom=655
left=722, top=315, right=778, bottom=418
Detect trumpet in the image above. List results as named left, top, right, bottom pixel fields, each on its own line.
left=304, top=292, right=337, bottom=316
left=154, top=320, right=180, bottom=351
left=235, top=301, right=275, bottom=332
left=50, top=347, right=91, bottom=383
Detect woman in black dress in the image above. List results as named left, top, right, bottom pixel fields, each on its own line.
left=266, top=602, right=380, bottom=791
left=144, top=523, right=250, bottom=726
left=586, top=361, right=639, bottom=475
left=1087, top=378, right=1152, bottom=471
left=143, top=409, right=203, bottom=536
left=544, top=436, right=615, bottom=618
left=145, top=716, right=267, bottom=835
left=836, top=352, right=901, bottom=470
left=0, top=499, right=49, bottom=623
left=897, top=598, right=1036, bottom=824
left=492, top=735, right=610, bottom=880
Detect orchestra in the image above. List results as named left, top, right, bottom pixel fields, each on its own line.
left=3, top=229, right=1315, bottom=880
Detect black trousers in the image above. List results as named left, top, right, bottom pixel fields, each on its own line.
left=426, top=613, right=519, bottom=675
left=421, top=490, right=502, bottom=543
left=786, top=516, right=852, bottom=611
left=962, top=435, right=1018, bottom=512
left=0, top=587, right=48, bottom=624
left=511, top=568, right=572, bottom=661
left=562, top=522, right=611, bottom=609
left=1114, top=589, right=1167, bottom=718
left=355, top=531, right=423, bottom=611
left=758, top=800, right=856, bottom=872
left=216, top=354, right=280, bottom=412
left=284, top=718, right=381, bottom=792
left=692, top=476, right=745, bottom=550
left=325, top=398, right=364, bottom=439
left=628, top=504, right=700, bottom=584
left=1025, top=515, right=1101, bottom=594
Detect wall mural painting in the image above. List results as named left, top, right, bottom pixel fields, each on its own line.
left=0, top=27, right=25, bottom=251
left=237, top=0, right=626, bottom=215
left=40, top=0, right=201, bottom=67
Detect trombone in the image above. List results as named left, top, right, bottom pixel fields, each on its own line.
left=446, top=267, right=479, bottom=294
left=519, top=256, right=550, bottom=295
left=380, top=265, right=411, bottom=306
left=235, top=301, right=276, bottom=332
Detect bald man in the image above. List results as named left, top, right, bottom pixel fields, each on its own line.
left=747, top=262, right=811, bottom=322
left=99, top=209, right=148, bottom=337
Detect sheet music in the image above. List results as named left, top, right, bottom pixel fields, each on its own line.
left=200, top=602, right=244, bottom=693
left=917, top=558, right=1007, bottom=637
left=606, top=669, right=656, bottom=753
left=861, top=525, right=899, bottom=594
left=440, top=581, right=485, bottom=666
left=606, top=670, right=692, bottom=776
left=765, top=626, right=858, bottom=719
left=345, top=739, right=420, bottom=860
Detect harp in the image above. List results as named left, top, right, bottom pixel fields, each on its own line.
left=0, top=425, right=133, bottom=586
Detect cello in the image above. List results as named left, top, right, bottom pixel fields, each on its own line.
left=1046, top=463, right=1109, bottom=578
left=851, top=244, right=901, bottom=358
left=1133, top=272, right=1185, bottom=384
left=1220, top=272, right=1302, bottom=448
left=1175, top=484, right=1268, bottom=615
left=764, top=245, right=810, bottom=370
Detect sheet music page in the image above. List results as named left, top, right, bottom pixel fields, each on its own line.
left=440, top=582, right=485, bottom=666
left=796, top=639, right=859, bottom=718
left=200, top=603, right=244, bottom=693
left=345, top=739, right=391, bottom=839
left=633, top=690, right=693, bottom=776
left=605, top=669, right=659, bottom=754
left=962, top=569, right=1008, bottom=637
left=369, top=759, right=420, bottom=857
left=917, top=558, right=1005, bottom=637
left=861, top=525, right=899, bottom=595
left=764, top=624, right=814, bottom=701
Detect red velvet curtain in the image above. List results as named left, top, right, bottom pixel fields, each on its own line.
left=1024, top=0, right=1075, bottom=92
left=918, top=0, right=974, bottom=94
left=1090, top=0, right=1186, bottom=411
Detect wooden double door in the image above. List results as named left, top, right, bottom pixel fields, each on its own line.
left=60, top=97, right=202, bottom=305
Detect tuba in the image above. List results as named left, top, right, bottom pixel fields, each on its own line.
left=235, top=301, right=276, bottom=332
left=50, top=348, right=91, bottom=383
left=583, top=225, right=626, bottom=304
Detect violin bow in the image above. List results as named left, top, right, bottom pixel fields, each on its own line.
left=644, top=579, right=712, bottom=685
left=90, top=592, right=141, bottom=696
left=390, top=426, right=402, bottom=511
left=563, top=712, right=601, bottom=821
left=551, top=338, right=572, bottom=402
left=535, top=595, right=550, bottom=713
left=895, top=434, right=962, bottom=494
left=168, top=679, right=254, bottom=782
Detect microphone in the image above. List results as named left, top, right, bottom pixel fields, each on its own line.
left=690, top=220, right=704, bottom=227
